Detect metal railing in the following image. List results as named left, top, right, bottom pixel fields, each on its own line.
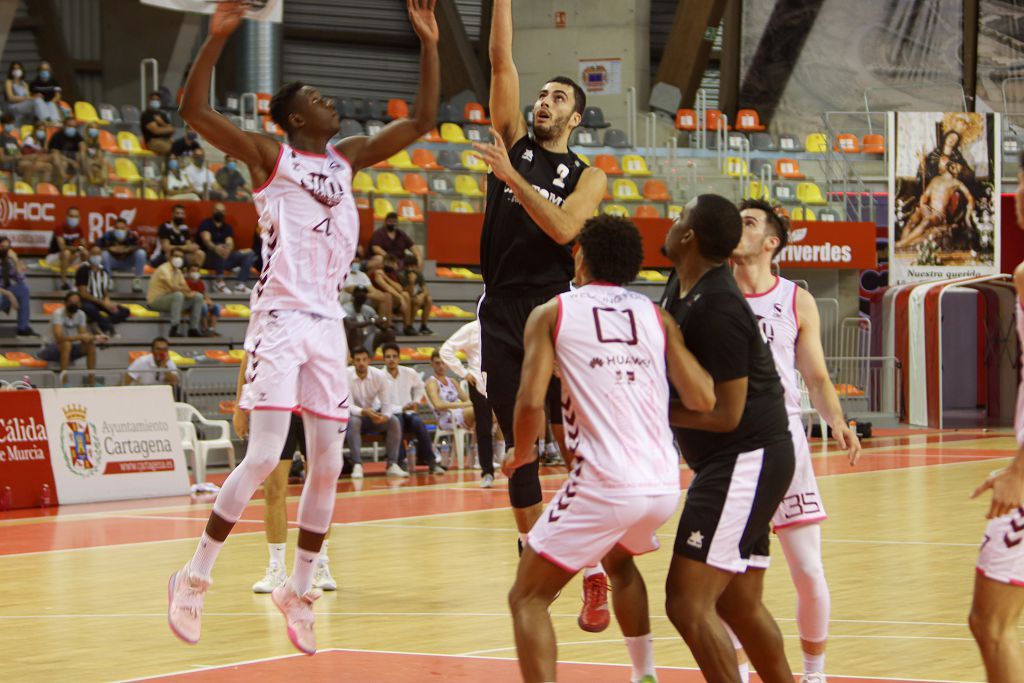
left=826, top=355, right=902, bottom=419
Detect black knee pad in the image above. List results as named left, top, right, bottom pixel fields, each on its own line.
left=508, top=459, right=542, bottom=508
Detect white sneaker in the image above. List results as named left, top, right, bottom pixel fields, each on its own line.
left=213, top=279, right=230, bottom=294
left=314, top=561, right=337, bottom=591
left=234, top=282, right=251, bottom=293
left=386, top=462, right=410, bottom=477
left=252, top=563, right=287, bottom=593
left=351, top=463, right=364, bottom=479
left=131, top=277, right=143, bottom=292
left=800, top=675, right=827, bottom=683
left=480, top=474, right=494, bottom=488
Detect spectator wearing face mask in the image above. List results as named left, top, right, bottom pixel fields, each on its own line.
left=0, top=235, right=36, bottom=337
left=369, top=253, right=416, bottom=336
left=214, top=155, right=252, bottom=201
left=17, top=123, right=55, bottom=185
left=140, top=91, right=174, bottom=156
left=183, top=148, right=223, bottom=200
left=99, top=218, right=147, bottom=292
left=163, top=155, right=199, bottom=201
left=39, top=291, right=104, bottom=373
left=171, top=128, right=201, bottom=159
left=46, top=207, right=88, bottom=290
left=123, top=336, right=180, bottom=388
left=27, top=61, right=62, bottom=123
left=197, top=203, right=255, bottom=292
left=77, top=123, right=108, bottom=194
left=184, top=265, right=220, bottom=336
left=0, top=114, right=19, bottom=174
left=147, top=247, right=205, bottom=338
left=342, top=285, right=393, bottom=354
left=153, top=204, right=204, bottom=268
left=5, top=61, right=54, bottom=123
left=46, top=117, right=81, bottom=185
left=75, top=245, right=130, bottom=336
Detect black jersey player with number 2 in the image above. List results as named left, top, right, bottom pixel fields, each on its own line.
left=471, top=0, right=610, bottom=633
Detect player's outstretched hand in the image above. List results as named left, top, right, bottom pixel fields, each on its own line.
left=973, top=464, right=1024, bottom=519
left=210, top=1, right=246, bottom=38
left=408, top=0, right=439, bottom=45
left=832, top=422, right=862, bottom=466
left=472, top=128, right=514, bottom=183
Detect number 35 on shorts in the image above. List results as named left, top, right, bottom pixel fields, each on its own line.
left=780, top=492, right=821, bottom=521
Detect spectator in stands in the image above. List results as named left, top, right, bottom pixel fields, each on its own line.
left=381, top=342, right=444, bottom=475
left=183, top=148, right=223, bottom=200
left=346, top=346, right=404, bottom=479
left=0, top=235, right=35, bottom=337
left=197, top=203, right=254, bottom=292
left=185, top=263, right=220, bottom=336
left=401, top=257, right=433, bottom=335
left=147, top=247, right=204, bottom=338
left=78, top=123, right=108, bottom=195
left=215, top=155, right=252, bottom=201
left=46, top=117, right=81, bottom=184
left=75, top=245, right=129, bottom=336
left=46, top=206, right=88, bottom=290
left=0, top=114, right=19, bottom=173
left=140, top=91, right=174, bottom=156
left=170, top=127, right=201, bottom=159
left=163, top=155, right=200, bottom=201
left=343, top=285, right=392, bottom=354
left=39, top=290, right=103, bottom=372
left=99, top=217, right=147, bottom=292
left=370, top=212, right=420, bottom=267
left=425, top=349, right=475, bottom=440
left=153, top=204, right=204, bottom=268
left=27, top=61, right=62, bottom=123
left=370, top=254, right=416, bottom=335
left=122, top=336, right=179, bottom=388
left=18, top=122, right=55, bottom=185
left=5, top=62, right=54, bottom=123
left=343, top=259, right=392, bottom=315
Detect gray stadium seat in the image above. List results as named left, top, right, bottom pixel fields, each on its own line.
left=1003, top=136, right=1020, bottom=157
left=365, top=99, right=386, bottom=121
left=570, top=127, right=600, bottom=147
left=750, top=158, right=773, bottom=177
left=603, top=128, right=630, bottom=148
left=727, top=131, right=747, bottom=150
left=750, top=132, right=777, bottom=152
left=582, top=106, right=610, bottom=129
left=339, top=118, right=364, bottom=138
left=818, top=208, right=840, bottom=221
left=777, top=133, right=804, bottom=153
left=688, top=132, right=718, bottom=150
left=429, top=198, right=450, bottom=212
left=438, top=101, right=459, bottom=124
left=429, top=174, right=456, bottom=195
left=365, top=119, right=385, bottom=136
left=340, top=98, right=365, bottom=121
left=121, top=104, right=141, bottom=125
left=773, top=182, right=798, bottom=204
left=98, top=103, right=121, bottom=124
left=438, top=149, right=464, bottom=171
left=464, top=124, right=489, bottom=143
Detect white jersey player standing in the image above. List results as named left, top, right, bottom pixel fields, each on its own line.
left=503, top=215, right=715, bottom=683
left=731, top=199, right=861, bottom=683
left=167, top=0, right=440, bottom=655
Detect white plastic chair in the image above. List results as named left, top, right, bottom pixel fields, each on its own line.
left=175, top=403, right=236, bottom=484
left=424, top=380, right=471, bottom=469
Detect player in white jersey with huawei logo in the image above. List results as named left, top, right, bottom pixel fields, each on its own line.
left=503, top=215, right=715, bottom=683
left=730, top=199, right=862, bottom=683
left=167, top=0, right=440, bottom=655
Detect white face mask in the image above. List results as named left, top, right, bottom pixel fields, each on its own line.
left=170, top=257, right=184, bottom=269
left=11, top=69, right=22, bottom=79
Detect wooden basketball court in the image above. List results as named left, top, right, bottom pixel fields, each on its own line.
left=0, top=426, right=1010, bottom=682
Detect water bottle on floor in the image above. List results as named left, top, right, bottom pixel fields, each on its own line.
left=439, top=437, right=451, bottom=468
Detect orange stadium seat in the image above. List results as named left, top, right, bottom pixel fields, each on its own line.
left=112, top=186, right=135, bottom=199
left=387, top=98, right=410, bottom=120
left=675, top=109, right=697, bottom=131
left=642, top=179, right=671, bottom=202
left=834, top=133, right=860, bottom=154
left=97, top=129, right=120, bottom=153
left=862, top=133, right=885, bottom=154
left=594, top=154, right=622, bottom=175
left=705, top=109, right=730, bottom=131
left=397, top=199, right=424, bottom=222
left=35, top=182, right=59, bottom=195
left=735, top=109, right=766, bottom=132
left=776, top=158, right=805, bottom=180
left=634, top=205, right=660, bottom=219
left=412, top=148, right=442, bottom=170
left=403, top=173, right=429, bottom=195
left=464, top=102, right=490, bottom=124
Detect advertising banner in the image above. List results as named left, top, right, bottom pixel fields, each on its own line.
left=777, top=221, right=877, bottom=270
left=889, top=112, right=1001, bottom=285
left=38, top=386, right=189, bottom=505
left=0, top=390, right=56, bottom=509
left=579, top=59, right=622, bottom=95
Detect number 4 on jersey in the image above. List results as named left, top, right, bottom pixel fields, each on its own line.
left=312, top=218, right=333, bottom=237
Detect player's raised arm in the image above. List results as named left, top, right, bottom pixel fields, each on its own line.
left=178, top=1, right=279, bottom=188
left=489, top=0, right=528, bottom=148
left=507, top=300, right=557, bottom=473
left=659, top=309, right=715, bottom=412
left=337, top=0, right=439, bottom=172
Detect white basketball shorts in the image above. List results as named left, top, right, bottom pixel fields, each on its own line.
left=772, top=417, right=827, bottom=531
left=238, top=310, right=350, bottom=422
left=977, top=507, right=1024, bottom=587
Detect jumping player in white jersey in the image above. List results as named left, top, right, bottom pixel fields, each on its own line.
left=969, top=156, right=1024, bottom=682
left=166, top=0, right=439, bottom=655
left=503, top=215, right=715, bottom=683
left=730, top=199, right=861, bottom=683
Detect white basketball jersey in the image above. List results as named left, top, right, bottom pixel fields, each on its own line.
left=745, top=277, right=801, bottom=419
left=1015, top=300, right=1024, bottom=446
left=554, top=284, right=678, bottom=495
left=251, top=143, right=360, bottom=319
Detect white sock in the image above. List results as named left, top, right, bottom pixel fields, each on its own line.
left=624, top=634, right=654, bottom=681
left=291, top=547, right=319, bottom=595
left=268, top=542, right=286, bottom=568
left=318, top=539, right=329, bottom=565
left=188, top=533, right=224, bottom=581
left=803, top=651, right=825, bottom=674
left=583, top=564, right=605, bottom=578
left=737, top=662, right=750, bottom=683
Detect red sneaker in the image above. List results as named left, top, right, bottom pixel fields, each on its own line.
left=578, top=572, right=610, bottom=632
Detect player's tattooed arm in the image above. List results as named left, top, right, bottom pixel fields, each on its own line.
left=337, top=0, right=439, bottom=171
left=180, top=0, right=279, bottom=189
left=508, top=300, right=558, bottom=472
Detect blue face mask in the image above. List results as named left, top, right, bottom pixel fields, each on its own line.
left=351, top=262, right=362, bottom=273
left=39, top=70, right=50, bottom=80
left=66, top=217, right=79, bottom=228
left=64, top=126, right=77, bottom=137
left=167, top=159, right=179, bottom=170
left=34, top=130, right=45, bottom=140
left=226, top=162, right=237, bottom=171
left=149, top=99, right=161, bottom=110
left=87, top=128, right=98, bottom=138
left=113, top=229, right=127, bottom=241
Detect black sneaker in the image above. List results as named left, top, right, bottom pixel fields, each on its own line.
left=187, top=328, right=204, bottom=338
left=15, top=327, right=38, bottom=337
left=419, top=326, right=434, bottom=336
left=402, top=325, right=417, bottom=336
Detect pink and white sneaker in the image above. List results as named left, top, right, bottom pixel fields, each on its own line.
left=167, top=566, right=210, bottom=644
left=271, top=581, right=321, bottom=655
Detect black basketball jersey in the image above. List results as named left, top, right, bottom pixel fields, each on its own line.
left=480, top=135, right=588, bottom=297
left=661, top=265, right=790, bottom=468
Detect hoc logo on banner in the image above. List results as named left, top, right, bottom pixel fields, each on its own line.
left=59, top=403, right=103, bottom=477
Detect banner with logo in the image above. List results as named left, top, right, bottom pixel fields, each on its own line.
left=888, top=112, right=1001, bottom=285
left=777, top=221, right=877, bottom=270
left=579, top=59, right=622, bottom=95
left=0, top=390, right=56, bottom=509
left=140, top=0, right=282, bottom=22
